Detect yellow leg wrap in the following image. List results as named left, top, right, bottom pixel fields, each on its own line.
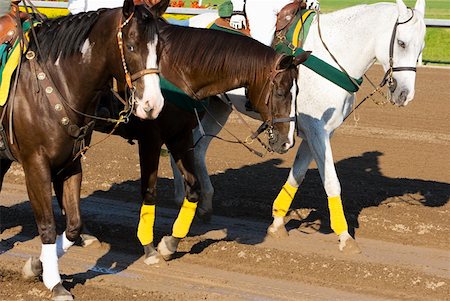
left=137, top=204, right=156, bottom=246
left=172, top=198, right=198, bottom=239
left=328, top=195, right=348, bottom=235
left=273, top=182, right=298, bottom=217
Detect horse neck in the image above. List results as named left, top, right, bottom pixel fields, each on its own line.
left=46, top=11, right=120, bottom=114
left=160, top=26, right=275, bottom=99
left=305, top=4, right=397, bottom=78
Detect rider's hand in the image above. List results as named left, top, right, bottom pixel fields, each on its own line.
left=230, top=14, right=246, bottom=30
left=305, top=0, right=320, bottom=11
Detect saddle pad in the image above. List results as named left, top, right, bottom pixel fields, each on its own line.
left=0, top=19, right=33, bottom=106
left=207, top=18, right=250, bottom=37
left=160, top=77, right=209, bottom=113
left=273, top=10, right=315, bottom=54
left=273, top=10, right=363, bottom=93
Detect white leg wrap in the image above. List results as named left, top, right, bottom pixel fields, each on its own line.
left=56, top=232, right=74, bottom=258
left=39, top=244, right=61, bottom=290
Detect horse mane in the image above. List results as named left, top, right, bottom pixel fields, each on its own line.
left=159, top=23, right=276, bottom=84
left=31, top=9, right=108, bottom=63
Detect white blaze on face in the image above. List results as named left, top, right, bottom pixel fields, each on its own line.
left=135, top=38, right=164, bottom=120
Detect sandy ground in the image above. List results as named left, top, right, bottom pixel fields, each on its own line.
left=1, top=65, right=449, bottom=301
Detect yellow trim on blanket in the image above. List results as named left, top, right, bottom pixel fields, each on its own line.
left=0, top=43, right=22, bottom=106
left=292, top=10, right=314, bottom=49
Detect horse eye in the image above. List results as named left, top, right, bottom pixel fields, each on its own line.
left=127, top=44, right=134, bottom=52
left=397, top=40, right=406, bottom=49
left=275, top=88, right=285, bottom=97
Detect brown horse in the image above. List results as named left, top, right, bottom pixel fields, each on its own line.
left=0, top=1, right=166, bottom=299
left=105, top=20, right=310, bottom=265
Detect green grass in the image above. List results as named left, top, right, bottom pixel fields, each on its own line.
left=423, top=27, right=450, bottom=63
left=202, top=0, right=449, bottom=19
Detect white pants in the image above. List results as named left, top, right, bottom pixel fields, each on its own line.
left=68, top=0, right=124, bottom=14
left=232, top=0, right=293, bottom=46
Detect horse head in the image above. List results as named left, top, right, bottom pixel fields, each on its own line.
left=118, top=0, right=165, bottom=119
left=376, top=0, right=426, bottom=106
left=248, top=51, right=310, bottom=154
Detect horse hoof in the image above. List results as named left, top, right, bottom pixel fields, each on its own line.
left=51, top=283, right=73, bottom=301
left=197, top=207, right=212, bottom=224
left=267, top=224, right=289, bottom=239
left=80, top=233, right=100, bottom=248
left=143, top=243, right=163, bottom=265
left=339, top=237, right=362, bottom=254
left=157, top=236, right=180, bottom=261
left=22, top=257, right=43, bottom=279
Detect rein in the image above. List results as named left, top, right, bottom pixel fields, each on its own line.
left=316, top=8, right=417, bottom=121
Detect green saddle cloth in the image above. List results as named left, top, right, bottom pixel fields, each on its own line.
left=160, top=77, right=209, bottom=113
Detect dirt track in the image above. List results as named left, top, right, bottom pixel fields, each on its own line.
left=1, top=65, right=450, bottom=300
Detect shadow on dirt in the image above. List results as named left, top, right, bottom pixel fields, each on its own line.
left=1, top=150, right=449, bottom=285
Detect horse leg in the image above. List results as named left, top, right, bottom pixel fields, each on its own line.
left=268, top=140, right=313, bottom=238
left=172, top=98, right=233, bottom=221
left=20, top=158, right=73, bottom=300
left=137, top=137, right=163, bottom=265
left=158, top=132, right=200, bottom=261
left=302, top=126, right=361, bottom=254
left=54, top=177, right=98, bottom=248
left=0, top=159, right=13, bottom=192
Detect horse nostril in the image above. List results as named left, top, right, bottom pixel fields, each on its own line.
left=399, top=90, right=408, bottom=103
left=143, top=106, right=152, bottom=113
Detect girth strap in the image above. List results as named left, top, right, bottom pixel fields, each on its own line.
left=0, top=123, right=15, bottom=160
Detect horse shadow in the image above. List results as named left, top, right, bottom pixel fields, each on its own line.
left=1, top=151, right=449, bottom=286
left=184, top=151, right=450, bottom=252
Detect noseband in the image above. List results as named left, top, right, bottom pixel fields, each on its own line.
left=251, top=54, right=296, bottom=140
left=117, top=11, right=160, bottom=113
left=380, top=8, right=417, bottom=94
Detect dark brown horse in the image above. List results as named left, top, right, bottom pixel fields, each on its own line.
left=0, top=1, right=165, bottom=299
left=105, top=20, right=310, bottom=265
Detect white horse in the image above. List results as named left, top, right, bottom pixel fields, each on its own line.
left=171, top=0, right=426, bottom=253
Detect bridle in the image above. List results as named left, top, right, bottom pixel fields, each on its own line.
left=379, top=8, right=417, bottom=94
left=116, top=11, right=160, bottom=117
left=315, top=7, right=419, bottom=123
left=250, top=54, right=296, bottom=141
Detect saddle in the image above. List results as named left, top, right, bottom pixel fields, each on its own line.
left=0, top=1, right=29, bottom=45
left=211, top=17, right=251, bottom=36
left=276, top=0, right=306, bottom=31
left=211, top=0, right=307, bottom=39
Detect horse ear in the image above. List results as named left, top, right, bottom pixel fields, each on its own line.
left=123, top=0, right=135, bottom=19
left=278, top=55, right=294, bottom=70
left=149, top=0, right=170, bottom=18
left=414, top=0, right=425, bottom=18
left=293, top=51, right=311, bottom=66
left=396, top=0, right=408, bottom=19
